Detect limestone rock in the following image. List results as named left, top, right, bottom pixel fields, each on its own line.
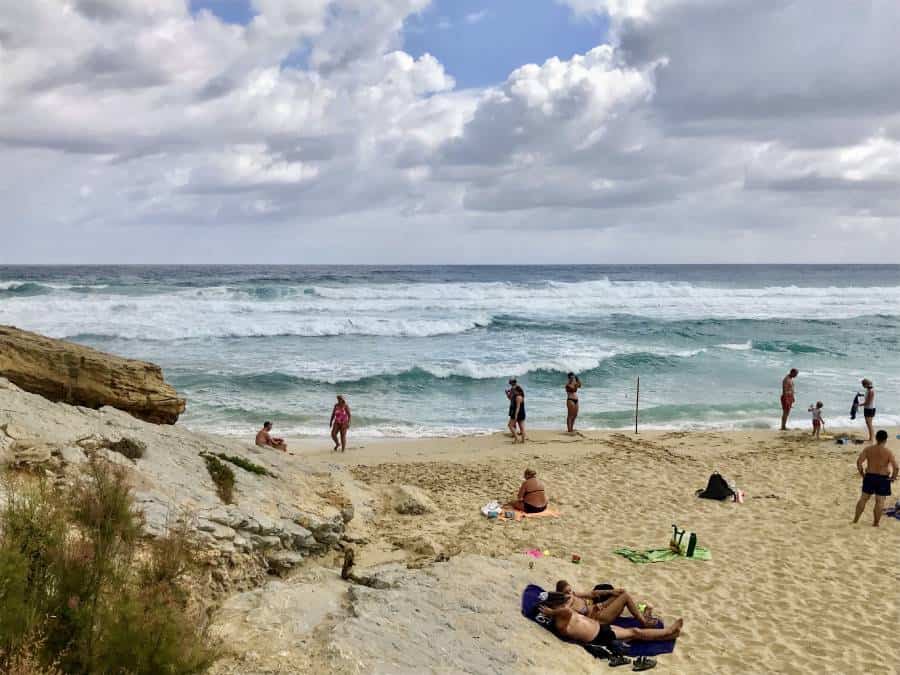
left=390, top=484, right=436, bottom=515
left=266, top=550, right=305, bottom=573
left=10, top=440, right=55, bottom=468
left=0, top=325, right=185, bottom=424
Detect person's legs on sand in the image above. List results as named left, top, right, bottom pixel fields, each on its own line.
left=611, top=618, right=682, bottom=642
left=874, top=495, right=886, bottom=527
left=331, top=425, right=340, bottom=451
left=518, top=420, right=526, bottom=443
left=864, top=416, right=874, bottom=443
left=340, top=426, right=347, bottom=452
left=508, top=418, right=518, bottom=442
left=853, top=492, right=871, bottom=523
left=591, top=593, right=654, bottom=627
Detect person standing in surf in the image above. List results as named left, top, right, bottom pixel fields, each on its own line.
left=861, top=378, right=876, bottom=442
left=780, top=368, right=798, bottom=430
left=330, top=394, right=351, bottom=452
left=507, top=379, right=526, bottom=443
left=565, top=372, right=581, bottom=433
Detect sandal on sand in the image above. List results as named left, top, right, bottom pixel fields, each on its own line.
left=608, top=655, right=631, bottom=668
left=632, top=656, right=656, bottom=671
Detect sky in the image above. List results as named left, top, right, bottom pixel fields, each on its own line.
left=1, top=0, right=900, bottom=264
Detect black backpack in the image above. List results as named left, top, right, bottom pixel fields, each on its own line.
left=696, top=472, right=734, bottom=500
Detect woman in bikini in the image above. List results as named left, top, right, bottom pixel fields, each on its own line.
left=565, top=372, right=581, bottom=433
left=505, top=468, right=547, bottom=513
left=330, top=394, right=351, bottom=452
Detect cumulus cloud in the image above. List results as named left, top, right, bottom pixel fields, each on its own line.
left=0, top=0, right=899, bottom=262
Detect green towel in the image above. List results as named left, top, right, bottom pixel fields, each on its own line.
left=613, top=546, right=712, bottom=564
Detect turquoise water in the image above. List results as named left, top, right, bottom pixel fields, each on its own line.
left=1, top=265, right=898, bottom=437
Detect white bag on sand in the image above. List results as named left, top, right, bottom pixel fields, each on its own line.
left=481, top=501, right=501, bottom=518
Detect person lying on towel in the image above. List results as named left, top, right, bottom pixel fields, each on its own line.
left=555, top=580, right=656, bottom=626
left=538, top=592, right=682, bottom=646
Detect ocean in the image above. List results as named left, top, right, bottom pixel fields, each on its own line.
left=1, top=265, right=898, bottom=438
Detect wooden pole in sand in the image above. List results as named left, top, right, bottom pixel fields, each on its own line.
left=634, top=376, right=640, bottom=434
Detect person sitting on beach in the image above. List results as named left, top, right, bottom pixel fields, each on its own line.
left=808, top=401, right=824, bottom=439
left=861, top=378, right=876, bottom=442
left=538, top=592, right=682, bottom=646
left=330, top=394, right=351, bottom=452
left=256, top=421, right=287, bottom=452
left=565, top=372, right=581, bottom=433
left=504, top=468, right=547, bottom=513
left=780, top=368, right=798, bottom=430
left=853, top=430, right=898, bottom=527
left=555, top=581, right=655, bottom=626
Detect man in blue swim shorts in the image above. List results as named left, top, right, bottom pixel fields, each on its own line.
left=853, top=430, right=898, bottom=527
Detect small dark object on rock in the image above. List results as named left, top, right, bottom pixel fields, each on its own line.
left=106, top=437, right=146, bottom=460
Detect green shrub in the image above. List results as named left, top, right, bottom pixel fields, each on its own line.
left=210, top=453, right=274, bottom=477
left=0, top=459, right=217, bottom=674
left=202, top=454, right=235, bottom=504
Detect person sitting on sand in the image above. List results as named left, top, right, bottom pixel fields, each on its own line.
left=504, top=468, right=547, bottom=513
left=329, top=394, right=351, bottom=452
left=853, top=430, right=898, bottom=527
left=256, top=421, right=287, bottom=452
left=538, top=592, right=682, bottom=646
left=555, top=581, right=655, bottom=626
left=780, top=368, right=798, bottom=430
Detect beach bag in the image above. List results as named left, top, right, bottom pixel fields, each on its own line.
left=481, top=500, right=502, bottom=518
left=696, top=472, right=734, bottom=500
left=670, top=524, right=697, bottom=557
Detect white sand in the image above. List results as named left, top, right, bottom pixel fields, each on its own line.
left=266, top=427, right=900, bottom=674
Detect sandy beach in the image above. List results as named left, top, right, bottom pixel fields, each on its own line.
left=226, top=425, right=900, bottom=674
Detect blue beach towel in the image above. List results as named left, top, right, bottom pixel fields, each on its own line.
left=521, top=584, right=677, bottom=658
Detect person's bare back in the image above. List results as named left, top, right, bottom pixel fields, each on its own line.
left=860, top=442, right=897, bottom=477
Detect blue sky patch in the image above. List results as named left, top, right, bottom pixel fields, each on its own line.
left=189, top=0, right=256, bottom=26
left=403, top=0, right=608, bottom=88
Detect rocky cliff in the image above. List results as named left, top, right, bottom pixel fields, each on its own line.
left=0, top=325, right=186, bottom=424
left=0, top=377, right=348, bottom=582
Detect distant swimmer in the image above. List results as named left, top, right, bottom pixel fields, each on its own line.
left=565, top=372, right=582, bottom=433
left=780, top=368, right=798, bottom=430
left=330, top=394, right=351, bottom=452
left=256, top=421, right=287, bottom=452
left=861, top=378, right=876, bottom=442
left=507, top=380, right=526, bottom=443
left=853, top=430, right=898, bottom=527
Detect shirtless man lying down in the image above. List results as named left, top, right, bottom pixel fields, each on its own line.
left=538, top=592, right=682, bottom=646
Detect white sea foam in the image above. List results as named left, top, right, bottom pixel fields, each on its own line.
left=3, top=278, right=899, bottom=341
left=718, top=341, right=753, bottom=351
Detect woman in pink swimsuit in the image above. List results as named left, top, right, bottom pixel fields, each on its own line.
left=330, top=394, right=351, bottom=452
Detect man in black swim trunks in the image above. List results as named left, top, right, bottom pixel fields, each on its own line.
left=861, top=378, right=876, bottom=442
left=538, top=592, right=682, bottom=646
left=853, top=430, right=898, bottom=527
